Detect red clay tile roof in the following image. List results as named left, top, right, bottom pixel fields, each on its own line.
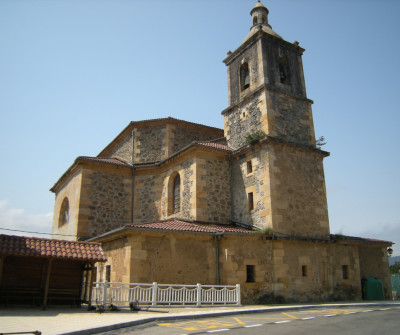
left=77, top=156, right=131, bottom=167
left=127, top=219, right=253, bottom=234
left=196, top=141, right=233, bottom=152
left=0, top=235, right=107, bottom=262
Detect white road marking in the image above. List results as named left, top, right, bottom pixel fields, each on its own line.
left=244, top=324, right=262, bottom=328
left=301, top=317, right=315, bottom=320
left=274, top=320, right=291, bottom=324
left=379, top=308, right=390, bottom=311
left=362, top=310, right=373, bottom=312
left=207, top=329, right=230, bottom=333
left=344, top=312, right=357, bottom=315
left=324, top=314, right=338, bottom=317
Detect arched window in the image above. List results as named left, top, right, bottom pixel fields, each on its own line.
left=173, top=174, right=181, bottom=214
left=278, top=57, right=289, bottom=84
left=240, top=62, right=250, bottom=91
left=261, top=15, right=267, bottom=24
left=59, top=197, right=69, bottom=227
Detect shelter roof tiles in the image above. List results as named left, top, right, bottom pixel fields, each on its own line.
left=0, top=234, right=107, bottom=262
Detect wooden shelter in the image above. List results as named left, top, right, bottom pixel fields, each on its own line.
left=0, top=234, right=106, bottom=308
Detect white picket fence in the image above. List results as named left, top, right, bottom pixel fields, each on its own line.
left=91, top=281, right=241, bottom=307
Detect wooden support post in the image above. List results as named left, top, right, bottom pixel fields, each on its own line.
left=42, top=258, right=53, bottom=310
left=87, top=262, right=95, bottom=310
left=83, top=263, right=90, bottom=303
left=0, top=256, right=5, bottom=288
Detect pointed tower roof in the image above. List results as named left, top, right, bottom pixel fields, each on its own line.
left=243, top=1, right=282, bottom=43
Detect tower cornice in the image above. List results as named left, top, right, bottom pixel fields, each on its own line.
left=223, top=27, right=305, bottom=66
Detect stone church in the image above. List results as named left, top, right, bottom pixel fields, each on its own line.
left=51, top=2, right=392, bottom=303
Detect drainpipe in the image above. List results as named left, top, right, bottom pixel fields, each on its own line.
left=214, top=233, right=223, bottom=285
left=131, top=130, right=135, bottom=223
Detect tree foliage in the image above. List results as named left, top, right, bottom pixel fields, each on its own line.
left=245, top=130, right=266, bottom=145
left=316, top=136, right=327, bottom=149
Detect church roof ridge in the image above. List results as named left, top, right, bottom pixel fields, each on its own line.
left=97, top=117, right=223, bottom=158
left=128, top=116, right=223, bottom=132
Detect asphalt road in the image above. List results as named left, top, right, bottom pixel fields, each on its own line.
left=99, top=306, right=400, bottom=335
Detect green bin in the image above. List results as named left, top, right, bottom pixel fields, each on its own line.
left=361, top=277, right=384, bottom=300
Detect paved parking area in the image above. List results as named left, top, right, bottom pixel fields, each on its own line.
left=0, top=302, right=399, bottom=335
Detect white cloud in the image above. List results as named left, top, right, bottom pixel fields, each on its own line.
left=0, top=200, right=53, bottom=238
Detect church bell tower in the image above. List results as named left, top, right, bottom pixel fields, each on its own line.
left=224, top=1, right=330, bottom=238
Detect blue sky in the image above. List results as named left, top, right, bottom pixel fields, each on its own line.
left=1, top=0, right=399, bottom=255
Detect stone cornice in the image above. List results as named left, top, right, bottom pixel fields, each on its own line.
left=232, top=135, right=330, bottom=158
left=223, top=28, right=305, bottom=66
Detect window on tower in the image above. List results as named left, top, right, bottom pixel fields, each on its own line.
left=240, top=63, right=250, bottom=91
left=58, top=197, right=69, bottom=227
left=278, top=57, right=289, bottom=84
left=248, top=192, right=254, bottom=211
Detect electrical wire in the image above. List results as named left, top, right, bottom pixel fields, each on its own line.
left=0, top=227, right=76, bottom=237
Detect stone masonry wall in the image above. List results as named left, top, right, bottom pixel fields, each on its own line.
left=196, top=153, right=231, bottom=223
left=268, top=92, right=315, bottom=146
left=269, top=144, right=330, bottom=237
left=227, top=39, right=261, bottom=106
left=273, top=241, right=362, bottom=303
left=220, top=235, right=274, bottom=304
left=134, top=158, right=196, bottom=222
left=261, top=37, right=306, bottom=97
left=224, top=92, right=264, bottom=149
left=126, top=232, right=216, bottom=285
left=133, top=172, right=163, bottom=222
left=106, top=134, right=133, bottom=164
left=181, top=159, right=195, bottom=219
left=97, top=237, right=131, bottom=283
left=135, top=125, right=168, bottom=163
left=79, top=168, right=132, bottom=238
left=96, top=231, right=383, bottom=304
left=171, top=125, right=223, bottom=154
left=231, top=146, right=271, bottom=229
left=52, top=170, right=82, bottom=240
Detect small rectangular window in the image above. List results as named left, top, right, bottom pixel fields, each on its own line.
left=105, top=265, right=111, bottom=282
left=247, top=160, right=253, bottom=174
left=248, top=192, right=254, bottom=211
left=302, top=265, right=307, bottom=277
left=342, top=265, right=349, bottom=280
left=246, top=265, right=255, bottom=283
